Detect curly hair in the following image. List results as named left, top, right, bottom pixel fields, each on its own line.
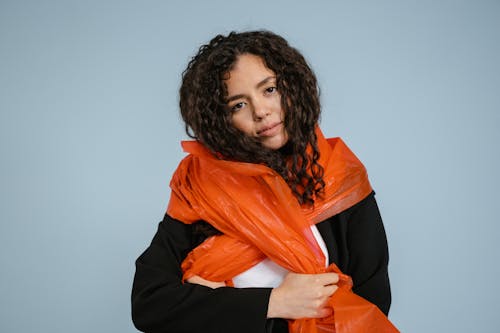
left=179, top=30, right=324, bottom=205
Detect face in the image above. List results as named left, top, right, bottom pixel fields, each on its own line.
left=224, top=54, right=288, bottom=150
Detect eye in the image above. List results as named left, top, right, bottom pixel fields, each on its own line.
left=265, top=86, right=277, bottom=94
left=230, top=102, right=246, bottom=112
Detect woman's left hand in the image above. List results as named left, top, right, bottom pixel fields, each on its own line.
left=186, top=275, right=226, bottom=289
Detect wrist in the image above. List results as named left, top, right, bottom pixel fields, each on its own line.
left=267, top=288, right=283, bottom=318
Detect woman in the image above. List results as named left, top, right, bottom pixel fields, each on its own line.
left=132, top=30, right=397, bottom=333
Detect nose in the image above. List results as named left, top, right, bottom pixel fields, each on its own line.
left=252, top=99, right=270, bottom=120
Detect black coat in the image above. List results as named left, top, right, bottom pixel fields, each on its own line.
left=131, top=191, right=391, bottom=333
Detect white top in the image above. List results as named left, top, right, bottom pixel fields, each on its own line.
left=232, top=225, right=329, bottom=288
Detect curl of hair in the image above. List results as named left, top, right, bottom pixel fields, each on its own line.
left=179, top=30, right=324, bottom=204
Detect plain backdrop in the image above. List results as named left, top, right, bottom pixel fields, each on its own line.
left=1, top=1, right=499, bottom=332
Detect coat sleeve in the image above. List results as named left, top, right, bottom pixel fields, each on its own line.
left=344, top=192, right=392, bottom=315
left=131, top=215, right=272, bottom=333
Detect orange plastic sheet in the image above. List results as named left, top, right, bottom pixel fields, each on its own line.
left=168, top=128, right=399, bottom=333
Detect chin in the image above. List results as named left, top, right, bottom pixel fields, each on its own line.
left=261, top=134, right=289, bottom=150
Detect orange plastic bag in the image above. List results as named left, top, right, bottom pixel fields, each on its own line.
left=168, top=128, right=399, bottom=332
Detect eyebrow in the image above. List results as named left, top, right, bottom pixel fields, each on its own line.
left=226, top=76, right=276, bottom=103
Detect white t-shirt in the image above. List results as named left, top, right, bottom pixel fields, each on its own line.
left=232, top=225, right=329, bottom=288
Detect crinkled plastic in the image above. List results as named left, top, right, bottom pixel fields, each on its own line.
left=167, top=128, right=399, bottom=333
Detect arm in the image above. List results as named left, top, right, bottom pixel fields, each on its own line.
left=344, top=192, right=392, bottom=315
left=131, top=215, right=271, bottom=333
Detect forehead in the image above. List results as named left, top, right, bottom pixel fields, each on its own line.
left=224, top=54, right=275, bottom=93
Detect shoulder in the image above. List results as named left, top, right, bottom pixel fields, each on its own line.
left=340, top=191, right=377, bottom=218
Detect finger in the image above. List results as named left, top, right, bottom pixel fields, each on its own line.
left=314, top=272, right=339, bottom=285
left=186, top=275, right=204, bottom=284
left=323, top=284, right=339, bottom=297
left=187, top=275, right=225, bottom=289
left=310, top=306, right=333, bottom=319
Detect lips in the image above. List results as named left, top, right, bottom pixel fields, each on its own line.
left=257, top=122, right=283, bottom=137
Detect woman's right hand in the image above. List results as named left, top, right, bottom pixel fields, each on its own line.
left=186, top=275, right=226, bottom=289
left=267, top=272, right=339, bottom=319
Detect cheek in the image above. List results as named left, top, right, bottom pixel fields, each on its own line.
left=278, top=106, right=286, bottom=122
left=231, top=113, right=254, bottom=134
left=273, top=97, right=285, bottom=118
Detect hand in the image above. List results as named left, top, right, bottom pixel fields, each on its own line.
left=267, top=272, right=339, bottom=319
left=186, top=275, right=226, bottom=289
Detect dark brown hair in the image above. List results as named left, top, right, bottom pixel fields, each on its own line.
left=179, top=30, right=324, bottom=204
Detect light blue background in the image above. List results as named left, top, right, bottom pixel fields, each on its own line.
left=1, top=1, right=499, bottom=332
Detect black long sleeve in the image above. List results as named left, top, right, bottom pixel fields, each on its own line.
left=316, top=192, right=391, bottom=315
left=131, top=216, right=271, bottom=333
left=339, top=192, right=391, bottom=314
